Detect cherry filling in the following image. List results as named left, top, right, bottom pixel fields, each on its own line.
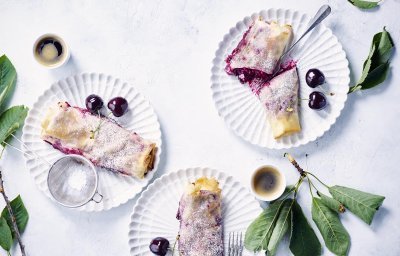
left=227, top=60, right=297, bottom=95
left=232, top=68, right=271, bottom=84
left=225, top=25, right=252, bottom=75
left=225, top=23, right=297, bottom=95
left=46, top=140, right=83, bottom=156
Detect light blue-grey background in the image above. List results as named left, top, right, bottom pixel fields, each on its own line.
left=0, top=0, right=399, bottom=255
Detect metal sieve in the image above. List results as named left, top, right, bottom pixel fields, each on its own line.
left=5, top=134, right=103, bottom=208
left=47, top=155, right=103, bottom=208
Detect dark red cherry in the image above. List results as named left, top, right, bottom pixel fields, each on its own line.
left=85, top=94, right=104, bottom=113
left=306, top=69, right=325, bottom=88
left=149, top=237, right=169, bottom=255
left=309, top=91, right=327, bottom=110
left=107, top=97, right=128, bottom=117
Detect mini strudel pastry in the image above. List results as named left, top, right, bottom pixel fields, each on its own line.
left=177, top=177, right=223, bottom=256
left=41, top=102, right=156, bottom=179
left=259, top=67, right=301, bottom=139
left=225, top=18, right=293, bottom=83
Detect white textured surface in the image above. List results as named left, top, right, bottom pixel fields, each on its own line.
left=128, top=167, right=262, bottom=256
left=0, top=0, right=399, bottom=255
left=211, top=9, right=349, bottom=149
left=22, top=73, right=162, bottom=211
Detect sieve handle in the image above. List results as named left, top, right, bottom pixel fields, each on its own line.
left=91, top=191, right=103, bottom=203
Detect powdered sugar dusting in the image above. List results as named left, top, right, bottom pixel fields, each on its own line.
left=177, top=190, right=223, bottom=256
left=41, top=102, right=155, bottom=178
left=225, top=19, right=294, bottom=97
left=68, top=168, right=87, bottom=191
left=225, top=19, right=292, bottom=76
left=259, top=67, right=299, bottom=117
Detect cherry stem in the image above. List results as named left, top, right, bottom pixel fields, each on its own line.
left=308, top=175, right=319, bottom=192
left=306, top=173, right=321, bottom=198
left=307, top=175, right=314, bottom=197
left=91, top=111, right=114, bottom=139
left=318, top=86, right=335, bottom=96
left=305, top=171, right=330, bottom=189
left=348, top=85, right=361, bottom=94
left=294, top=176, right=304, bottom=198
left=171, top=234, right=180, bottom=254
left=0, top=147, right=4, bottom=159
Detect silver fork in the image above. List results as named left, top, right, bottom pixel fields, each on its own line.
left=228, top=232, right=243, bottom=256
left=271, top=4, right=331, bottom=76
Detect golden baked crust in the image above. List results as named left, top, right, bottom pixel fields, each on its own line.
left=41, top=102, right=156, bottom=178
left=259, top=67, right=301, bottom=139
left=185, top=177, right=221, bottom=195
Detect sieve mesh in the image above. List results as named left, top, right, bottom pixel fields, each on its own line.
left=47, top=155, right=97, bottom=208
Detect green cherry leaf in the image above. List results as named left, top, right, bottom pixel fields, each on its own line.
left=267, top=199, right=294, bottom=255
left=244, top=200, right=286, bottom=252
left=348, top=0, right=380, bottom=9
left=0, top=55, right=17, bottom=114
left=349, top=28, right=394, bottom=93
left=1, top=195, right=29, bottom=238
left=357, top=62, right=390, bottom=91
left=371, top=27, right=394, bottom=64
left=0, top=105, right=28, bottom=145
left=329, top=185, right=385, bottom=225
left=290, top=200, right=321, bottom=256
left=312, top=198, right=350, bottom=255
left=0, top=217, right=12, bottom=252
left=317, top=191, right=346, bottom=213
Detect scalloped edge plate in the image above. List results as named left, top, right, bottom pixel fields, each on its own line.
left=211, top=9, right=349, bottom=149
left=128, top=167, right=263, bottom=256
left=22, top=72, right=162, bottom=211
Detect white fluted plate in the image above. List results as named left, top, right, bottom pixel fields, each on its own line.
left=22, top=72, right=162, bottom=211
left=211, top=9, right=350, bottom=149
left=128, top=167, right=263, bottom=256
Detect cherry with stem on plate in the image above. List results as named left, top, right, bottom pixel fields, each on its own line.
left=308, top=91, right=327, bottom=110
left=85, top=95, right=129, bottom=139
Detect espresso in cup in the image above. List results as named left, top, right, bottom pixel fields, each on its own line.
left=251, top=165, right=286, bottom=201
left=33, top=34, right=69, bottom=68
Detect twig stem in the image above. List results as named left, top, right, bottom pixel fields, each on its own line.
left=307, top=174, right=319, bottom=192
left=284, top=153, right=306, bottom=177
left=172, top=234, right=180, bottom=255
left=294, top=176, right=304, bottom=198
left=305, top=171, right=330, bottom=188
left=0, top=169, right=26, bottom=256
left=306, top=175, right=314, bottom=197
left=0, top=146, right=5, bottom=159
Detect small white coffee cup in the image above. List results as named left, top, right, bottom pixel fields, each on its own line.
left=250, top=165, right=286, bottom=201
left=33, top=33, right=70, bottom=69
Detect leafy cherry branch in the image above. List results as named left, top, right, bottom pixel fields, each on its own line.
left=244, top=153, right=385, bottom=256
left=348, top=27, right=394, bottom=94
left=0, top=55, right=29, bottom=256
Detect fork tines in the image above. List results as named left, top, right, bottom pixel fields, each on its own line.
left=228, top=232, right=243, bottom=256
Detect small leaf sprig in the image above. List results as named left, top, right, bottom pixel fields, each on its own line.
left=244, top=153, right=385, bottom=256
left=349, top=27, right=394, bottom=93
left=348, top=0, right=381, bottom=9
left=89, top=111, right=114, bottom=140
